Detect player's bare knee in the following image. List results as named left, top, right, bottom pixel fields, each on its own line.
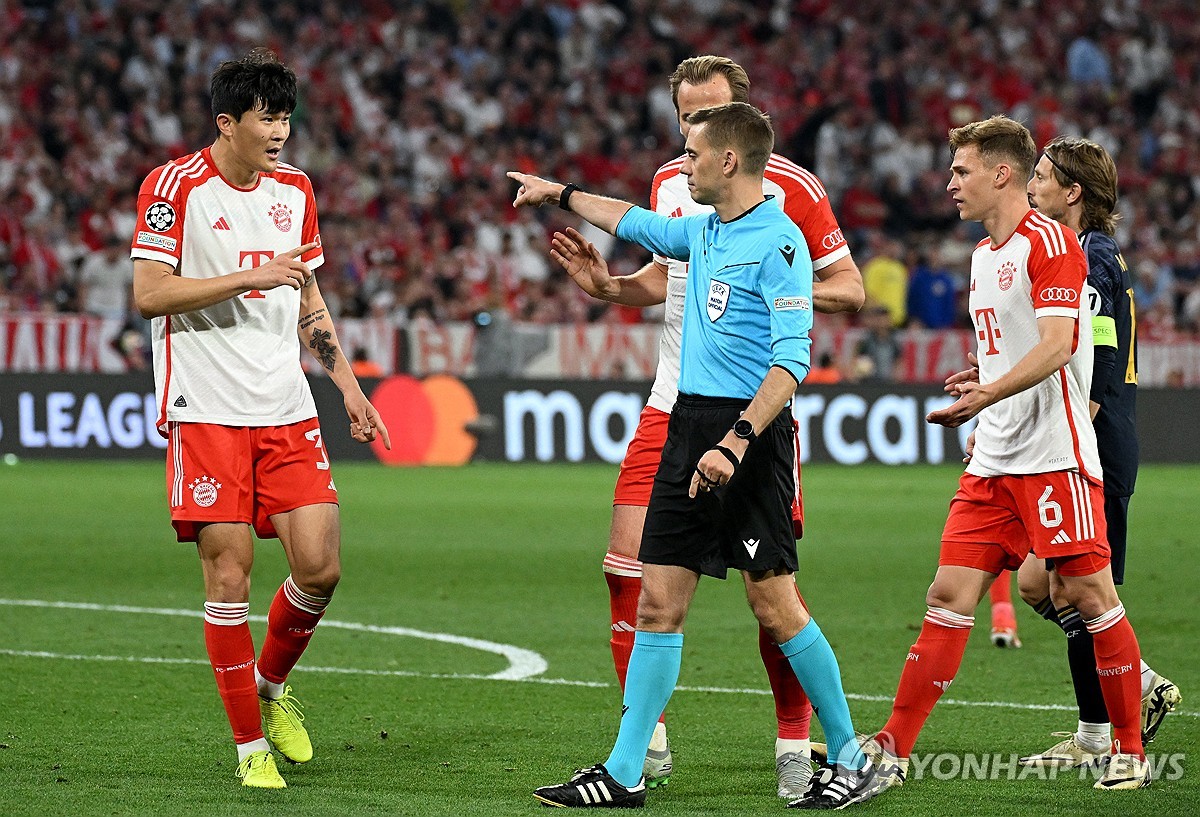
left=294, top=564, right=340, bottom=598
left=608, top=505, right=646, bottom=559
left=202, top=567, right=250, bottom=603
left=1061, top=589, right=1120, bottom=621
left=1055, top=574, right=1120, bottom=620
left=1017, top=580, right=1047, bottom=609
left=925, top=581, right=974, bottom=616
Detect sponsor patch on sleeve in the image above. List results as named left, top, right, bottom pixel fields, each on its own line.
left=774, top=296, right=811, bottom=312
left=136, top=231, right=178, bottom=252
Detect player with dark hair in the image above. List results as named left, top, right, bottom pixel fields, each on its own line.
left=1014, top=135, right=1180, bottom=768
left=132, top=48, right=389, bottom=788
left=510, top=102, right=885, bottom=810
left=581, top=54, right=863, bottom=798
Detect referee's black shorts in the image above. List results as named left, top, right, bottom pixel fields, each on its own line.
left=639, top=393, right=798, bottom=579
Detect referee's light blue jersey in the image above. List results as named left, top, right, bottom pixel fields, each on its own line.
left=616, top=197, right=812, bottom=399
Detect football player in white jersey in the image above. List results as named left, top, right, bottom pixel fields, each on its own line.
left=847, top=116, right=1150, bottom=792
left=551, top=55, right=864, bottom=799
left=132, top=49, right=389, bottom=789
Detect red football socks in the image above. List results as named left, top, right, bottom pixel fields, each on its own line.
left=257, top=576, right=330, bottom=686
left=879, top=607, right=974, bottom=758
left=1087, top=605, right=1145, bottom=758
left=603, top=553, right=642, bottom=693
left=203, top=602, right=262, bottom=743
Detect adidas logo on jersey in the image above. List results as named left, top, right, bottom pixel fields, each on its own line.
left=1049, top=530, right=1072, bottom=545
left=669, top=207, right=683, bottom=218
left=174, top=395, right=188, bottom=407
left=212, top=217, right=231, bottom=231
left=934, top=680, right=953, bottom=691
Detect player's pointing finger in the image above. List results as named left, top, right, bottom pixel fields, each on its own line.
left=283, top=242, right=318, bottom=259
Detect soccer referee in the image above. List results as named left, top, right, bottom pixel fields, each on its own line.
left=509, top=102, right=885, bottom=811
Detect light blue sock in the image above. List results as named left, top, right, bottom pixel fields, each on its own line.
left=779, top=619, right=867, bottom=772
left=603, top=631, right=683, bottom=787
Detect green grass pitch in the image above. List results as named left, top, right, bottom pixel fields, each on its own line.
left=1, top=460, right=1195, bottom=815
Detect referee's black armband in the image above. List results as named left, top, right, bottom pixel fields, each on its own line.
left=559, top=183, right=581, bottom=211
left=713, top=445, right=741, bottom=468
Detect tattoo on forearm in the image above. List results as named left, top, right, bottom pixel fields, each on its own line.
left=299, top=308, right=327, bottom=331
left=308, top=327, right=338, bottom=372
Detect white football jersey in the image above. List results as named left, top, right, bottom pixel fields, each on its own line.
left=131, top=148, right=325, bottom=432
left=965, top=210, right=1102, bottom=480
left=645, top=154, right=849, bottom=412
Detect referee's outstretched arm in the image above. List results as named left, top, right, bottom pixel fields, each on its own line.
left=508, top=171, right=633, bottom=235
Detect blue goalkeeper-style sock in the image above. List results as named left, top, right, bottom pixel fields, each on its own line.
left=779, top=619, right=867, bottom=771
left=603, top=631, right=683, bottom=787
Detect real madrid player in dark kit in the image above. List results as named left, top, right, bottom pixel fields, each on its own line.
left=1014, top=136, right=1181, bottom=768
left=131, top=49, right=388, bottom=789
left=509, top=103, right=885, bottom=810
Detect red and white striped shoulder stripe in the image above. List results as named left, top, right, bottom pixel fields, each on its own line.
left=1025, top=211, right=1072, bottom=259
left=154, top=151, right=211, bottom=201
left=766, top=154, right=826, bottom=203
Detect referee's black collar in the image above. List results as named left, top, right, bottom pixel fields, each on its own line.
left=721, top=195, right=774, bottom=224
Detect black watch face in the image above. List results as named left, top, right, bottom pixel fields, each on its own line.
left=734, top=419, right=754, bottom=438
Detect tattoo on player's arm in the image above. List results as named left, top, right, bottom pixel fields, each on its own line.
left=298, top=308, right=327, bottom=331
left=308, top=327, right=338, bottom=372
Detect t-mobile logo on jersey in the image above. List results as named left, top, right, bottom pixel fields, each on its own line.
left=974, top=307, right=1003, bottom=356
left=239, top=250, right=277, bottom=299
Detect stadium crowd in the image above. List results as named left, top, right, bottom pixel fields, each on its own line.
left=2, top=0, right=1200, bottom=344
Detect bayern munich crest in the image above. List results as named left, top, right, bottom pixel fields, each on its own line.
left=998, top=260, right=1016, bottom=291
left=187, top=475, right=222, bottom=508
left=144, top=201, right=176, bottom=232
left=269, top=202, right=293, bottom=232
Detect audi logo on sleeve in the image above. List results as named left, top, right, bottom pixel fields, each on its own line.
left=821, top=228, right=844, bottom=250
left=1039, top=287, right=1078, bottom=303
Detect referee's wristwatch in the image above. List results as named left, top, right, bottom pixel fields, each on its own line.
left=732, top=418, right=757, bottom=443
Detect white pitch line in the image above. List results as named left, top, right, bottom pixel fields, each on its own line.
left=0, top=598, right=546, bottom=681
left=2, top=598, right=1195, bottom=719
left=1, top=648, right=1195, bottom=720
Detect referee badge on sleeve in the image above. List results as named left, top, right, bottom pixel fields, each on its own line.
left=707, top=279, right=729, bottom=321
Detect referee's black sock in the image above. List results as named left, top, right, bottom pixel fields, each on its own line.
left=1056, top=605, right=1111, bottom=727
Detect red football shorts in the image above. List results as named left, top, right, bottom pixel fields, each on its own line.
left=614, top=405, right=805, bottom=538
left=613, top=406, right=670, bottom=507
left=166, top=418, right=339, bottom=542
left=940, top=471, right=1109, bottom=575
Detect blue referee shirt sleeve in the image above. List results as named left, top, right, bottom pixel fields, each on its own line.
left=615, top=206, right=701, bottom=261
left=760, top=237, right=814, bottom=383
